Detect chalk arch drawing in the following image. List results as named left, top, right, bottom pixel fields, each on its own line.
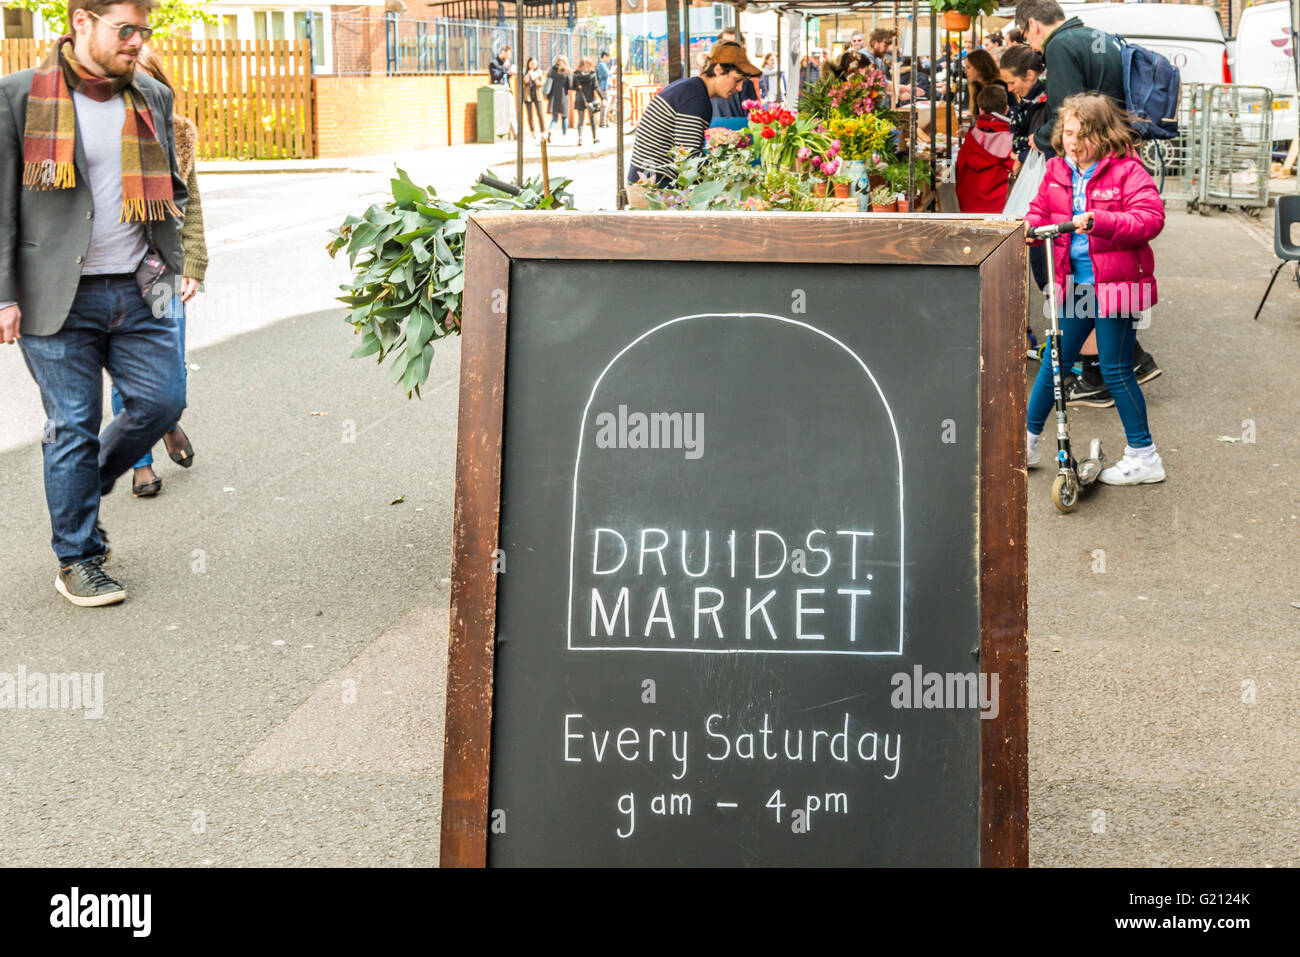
left=566, top=312, right=905, bottom=655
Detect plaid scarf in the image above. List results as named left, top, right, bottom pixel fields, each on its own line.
left=23, top=36, right=180, bottom=223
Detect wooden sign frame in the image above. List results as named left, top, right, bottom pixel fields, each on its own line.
left=439, top=212, right=1029, bottom=868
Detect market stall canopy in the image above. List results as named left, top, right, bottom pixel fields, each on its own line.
left=422, top=0, right=579, bottom=22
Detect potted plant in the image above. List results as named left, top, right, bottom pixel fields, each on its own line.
left=869, top=184, right=896, bottom=212
left=813, top=179, right=829, bottom=197
left=930, top=0, right=999, bottom=33
left=832, top=174, right=853, bottom=198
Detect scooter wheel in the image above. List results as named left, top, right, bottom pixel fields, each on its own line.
left=1052, top=474, right=1078, bottom=513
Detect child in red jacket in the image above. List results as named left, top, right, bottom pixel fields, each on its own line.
left=955, top=84, right=1014, bottom=213
left=1025, top=93, right=1166, bottom=485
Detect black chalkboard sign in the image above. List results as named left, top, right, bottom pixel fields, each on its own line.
left=440, top=213, right=1028, bottom=867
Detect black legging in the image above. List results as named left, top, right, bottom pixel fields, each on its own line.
left=523, top=97, right=544, bottom=134
left=576, top=101, right=599, bottom=137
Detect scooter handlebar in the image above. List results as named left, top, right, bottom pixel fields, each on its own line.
left=1030, top=220, right=1077, bottom=240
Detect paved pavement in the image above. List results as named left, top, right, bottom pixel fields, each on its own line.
left=1, top=147, right=1298, bottom=864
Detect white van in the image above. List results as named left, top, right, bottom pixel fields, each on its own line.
left=1069, top=2, right=1230, bottom=85
left=993, top=3, right=1229, bottom=83
left=1233, top=1, right=1298, bottom=142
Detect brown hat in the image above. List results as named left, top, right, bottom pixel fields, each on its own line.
left=708, top=40, right=762, bottom=77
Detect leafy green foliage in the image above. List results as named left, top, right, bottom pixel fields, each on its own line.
left=929, top=0, right=1000, bottom=17
left=327, top=168, right=572, bottom=398
left=640, top=142, right=828, bottom=213
left=11, top=0, right=216, bottom=37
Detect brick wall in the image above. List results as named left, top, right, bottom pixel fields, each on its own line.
left=446, top=74, right=485, bottom=144
left=314, top=74, right=490, bottom=156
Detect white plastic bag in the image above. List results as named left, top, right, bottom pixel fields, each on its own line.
left=1003, top=148, right=1046, bottom=219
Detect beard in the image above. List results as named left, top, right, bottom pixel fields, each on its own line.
left=86, top=31, right=138, bottom=78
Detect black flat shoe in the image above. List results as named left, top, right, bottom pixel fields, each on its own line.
left=133, top=477, right=162, bottom=497
left=165, top=426, right=194, bottom=468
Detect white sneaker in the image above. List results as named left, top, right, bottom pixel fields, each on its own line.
left=1099, top=451, right=1165, bottom=485
left=1027, top=434, right=1041, bottom=468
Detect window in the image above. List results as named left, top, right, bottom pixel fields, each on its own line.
left=294, top=11, right=326, bottom=69
left=254, top=11, right=287, bottom=41
left=712, top=4, right=725, bottom=32
left=216, top=14, right=238, bottom=41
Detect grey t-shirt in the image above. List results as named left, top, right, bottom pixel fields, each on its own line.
left=72, top=90, right=147, bottom=276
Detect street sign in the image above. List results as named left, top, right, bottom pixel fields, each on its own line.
left=439, top=212, right=1029, bottom=867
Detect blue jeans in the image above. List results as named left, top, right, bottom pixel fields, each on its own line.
left=110, top=292, right=185, bottom=468
left=18, top=276, right=185, bottom=565
left=549, top=111, right=568, bottom=135
left=1027, top=288, right=1152, bottom=449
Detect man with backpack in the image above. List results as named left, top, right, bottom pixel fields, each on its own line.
left=1015, top=0, right=1162, bottom=399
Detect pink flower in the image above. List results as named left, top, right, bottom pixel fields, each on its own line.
left=823, top=158, right=840, bottom=177
left=797, top=146, right=812, bottom=161
left=742, top=99, right=759, bottom=110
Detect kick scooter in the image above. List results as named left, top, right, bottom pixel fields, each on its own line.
left=1030, top=219, right=1105, bottom=514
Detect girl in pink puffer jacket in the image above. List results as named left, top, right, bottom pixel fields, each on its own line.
left=1025, top=93, right=1167, bottom=485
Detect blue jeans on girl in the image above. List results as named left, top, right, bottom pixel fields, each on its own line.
left=1027, top=284, right=1152, bottom=449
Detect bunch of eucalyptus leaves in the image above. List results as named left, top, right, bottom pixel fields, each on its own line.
left=327, top=168, right=572, bottom=397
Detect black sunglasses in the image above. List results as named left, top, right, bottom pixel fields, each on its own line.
left=90, top=11, right=154, bottom=43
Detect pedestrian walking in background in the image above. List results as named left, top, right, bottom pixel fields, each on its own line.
left=545, top=55, right=572, bottom=142
left=571, top=57, right=603, bottom=146
left=521, top=56, right=545, bottom=139
left=488, top=43, right=516, bottom=139
left=108, top=44, right=205, bottom=499
left=800, top=49, right=825, bottom=93
left=759, top=52, right=779, bottom=104
left=0, top=0, right=188, bottom=606
left=596, top=51, right=612, bottom=128
left=1025, top=94, right=1166, bottom=485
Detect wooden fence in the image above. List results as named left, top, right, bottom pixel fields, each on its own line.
left=0, top=38, right=314, bottom=159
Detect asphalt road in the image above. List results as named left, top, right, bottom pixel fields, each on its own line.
left=1, top=152, right=1297, bottom=866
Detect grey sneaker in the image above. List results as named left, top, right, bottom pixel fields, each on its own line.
left=56, top=559, right=126, bottom=607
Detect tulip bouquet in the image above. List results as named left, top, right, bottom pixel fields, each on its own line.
left=742, top=100, right=837, bottom=175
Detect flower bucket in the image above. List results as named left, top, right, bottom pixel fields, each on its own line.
left=870, top=204, right=891, bottom=213
left=943, top=11, right=972, bottom=31
left=896, top=199, right=911, bottom=212
left=842, top=159, right=868, bottom=189
left=833, top=182, right=851, bottom=198
left=814, top=181, right=828, bottom=197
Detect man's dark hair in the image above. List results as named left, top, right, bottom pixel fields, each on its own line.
left=600, top=51, right=609, bottom=58
left=977, top=83, right=1009, bottom=114
left=1006, top=28, right=1025, bottom=44
left=1015, top=0, right=1066, bottom=31
left=69, top=0, right=153, bottom=30
left=870, top=28, right=896, bottom=46
left=985, top=33, right=1004, bottom=47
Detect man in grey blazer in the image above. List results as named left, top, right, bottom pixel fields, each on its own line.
left=0, top=0, right=187, bottom=606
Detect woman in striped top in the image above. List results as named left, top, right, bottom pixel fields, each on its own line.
left=626, top=41, right=761, bottom=205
